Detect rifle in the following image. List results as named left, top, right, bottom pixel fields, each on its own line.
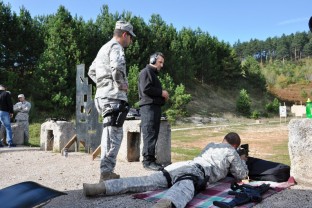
left=213, top=182, right=271, bottom=208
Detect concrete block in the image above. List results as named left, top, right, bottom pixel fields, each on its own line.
left=40, top=121, right=76, bottom=152
left=11, top=123, right=24, bottom=145
left=0, top=123, right=24, bottom=145
left=288, top=118, right=312, bottom=186
left=119, top=119, right=171, bottom=165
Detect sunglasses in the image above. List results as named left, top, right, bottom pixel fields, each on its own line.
left=126, top=32, right=133, bottom=40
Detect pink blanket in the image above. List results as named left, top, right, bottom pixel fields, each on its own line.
left=133, top=177, right=295, bottom=208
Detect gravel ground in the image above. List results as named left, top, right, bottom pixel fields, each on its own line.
left=1, top=148, right=312, bottom=208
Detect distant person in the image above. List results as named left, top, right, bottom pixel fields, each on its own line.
left=13, top=94, right=31, bottom=144
left=0, top=84, right=15, bottom=147
left=88, top=20, right=135, bottom=182
left=83, top=132, right=249, bottom=208
left=138, top=52, right=169, bottom=171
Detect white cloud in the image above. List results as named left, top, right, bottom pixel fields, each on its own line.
left=278, top=17, right=309, bottom=25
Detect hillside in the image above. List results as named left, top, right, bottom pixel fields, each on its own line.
left=185, top=81, right=272, bottom=116
left=185, top=80, right=312, bottom=117
left=269, top=83, right=312, bottom=104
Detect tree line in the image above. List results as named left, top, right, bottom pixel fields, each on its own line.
left=233, top=31, right=312, bottom=63
left=1, top=1, right=311, bottom=120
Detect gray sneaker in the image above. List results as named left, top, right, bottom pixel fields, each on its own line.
left=99, top=172, right=120, bottom=183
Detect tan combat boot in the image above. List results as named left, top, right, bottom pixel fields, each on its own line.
left=83, top=182, right=106, bottom=197
left=151, top=199, right=173, bottom=208
left=99, top=172, right=120, bottom=183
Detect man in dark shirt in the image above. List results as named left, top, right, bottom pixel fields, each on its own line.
left=0, top=84, right=15, bottom=147
left=138, top=52, right=169, bottom=171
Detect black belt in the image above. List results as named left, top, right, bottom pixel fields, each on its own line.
left=162, top=169, right=172, bottom=187
left=162, top=163, right=206, bottom=188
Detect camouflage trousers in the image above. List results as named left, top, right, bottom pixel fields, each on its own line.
left=95, top=98, right=123, bottom=174
left=16, top=120, right=29, bottom=144
left=105, top=161, right=206, bottom=208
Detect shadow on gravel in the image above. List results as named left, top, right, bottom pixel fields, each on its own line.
left=255, top=188, right=312, bottom=208
left=45, top=189, right=154, bottom=208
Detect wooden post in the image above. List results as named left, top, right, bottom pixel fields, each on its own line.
left=92, top=145, right=101, bottom=160
left=61, top=134, right=77, bottom=155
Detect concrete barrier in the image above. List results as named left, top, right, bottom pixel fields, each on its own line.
left=0, top=123, right=24, bottom=145
left=119, top=119, right=171, bottom=166
left=288, top=118, right=312, bottom=186
left=40, top=121, right=76, bottom=152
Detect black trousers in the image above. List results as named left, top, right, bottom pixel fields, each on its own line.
left=140, top=104, right=161, bottom=163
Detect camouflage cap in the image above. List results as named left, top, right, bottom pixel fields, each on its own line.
left=115, top=20, right=136, bottom=37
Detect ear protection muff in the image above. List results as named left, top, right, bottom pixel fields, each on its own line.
left=149, top=53, right=159, bottom=65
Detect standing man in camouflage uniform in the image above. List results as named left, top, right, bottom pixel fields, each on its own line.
left=83, top=132, right=249, bottom=208
left=88, top=20, right=135, bottom=182
left=13, top=94, right=31, bottom=144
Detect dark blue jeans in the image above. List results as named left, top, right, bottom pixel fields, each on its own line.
left=140, top=104, right=161, bottom=163
left=0, top=111, right=13, bottom=145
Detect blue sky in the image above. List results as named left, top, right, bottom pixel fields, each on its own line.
left=2, top=0, right=311, bottom=45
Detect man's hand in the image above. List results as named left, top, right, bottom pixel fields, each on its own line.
left=162, top=90, right=169, bottom=101
left=119, top=83, right=128, bottom=92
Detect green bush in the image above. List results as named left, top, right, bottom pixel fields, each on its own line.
left=265, top=98, right=280, bottom=114
left=159, top=74, right=192, bottom=124
left=236, top=89, right=251, bottom=116
left=164, top=84, right=192, bottom=124
left=127, top=65, right=140, bottom=107
left=251, top=110, right=260, bottom=119
left=29, top=123, right=41, bottom=147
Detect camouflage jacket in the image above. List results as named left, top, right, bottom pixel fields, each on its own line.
left=88, top=38, right=128, bottom=102
left=193, top=142, right=248, bottom=183
left=13, top=101, right=31, bottom=121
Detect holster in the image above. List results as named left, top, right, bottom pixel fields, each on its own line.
left=103, top=101, right=130, bottom=127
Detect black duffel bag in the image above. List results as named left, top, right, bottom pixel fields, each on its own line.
left=246, top=157, right=290, bottom=182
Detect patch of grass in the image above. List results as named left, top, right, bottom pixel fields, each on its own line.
left=29, top=123, right=41, bottom=147
left=267, top=154, right=290, bottom=166
left=172, top=128, right=224, bottom=142
left=171, top=121, right=290, bottom=165
left=269, top=143, right=290, bottom=165
left=171, top=147, right=201, bottom=162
